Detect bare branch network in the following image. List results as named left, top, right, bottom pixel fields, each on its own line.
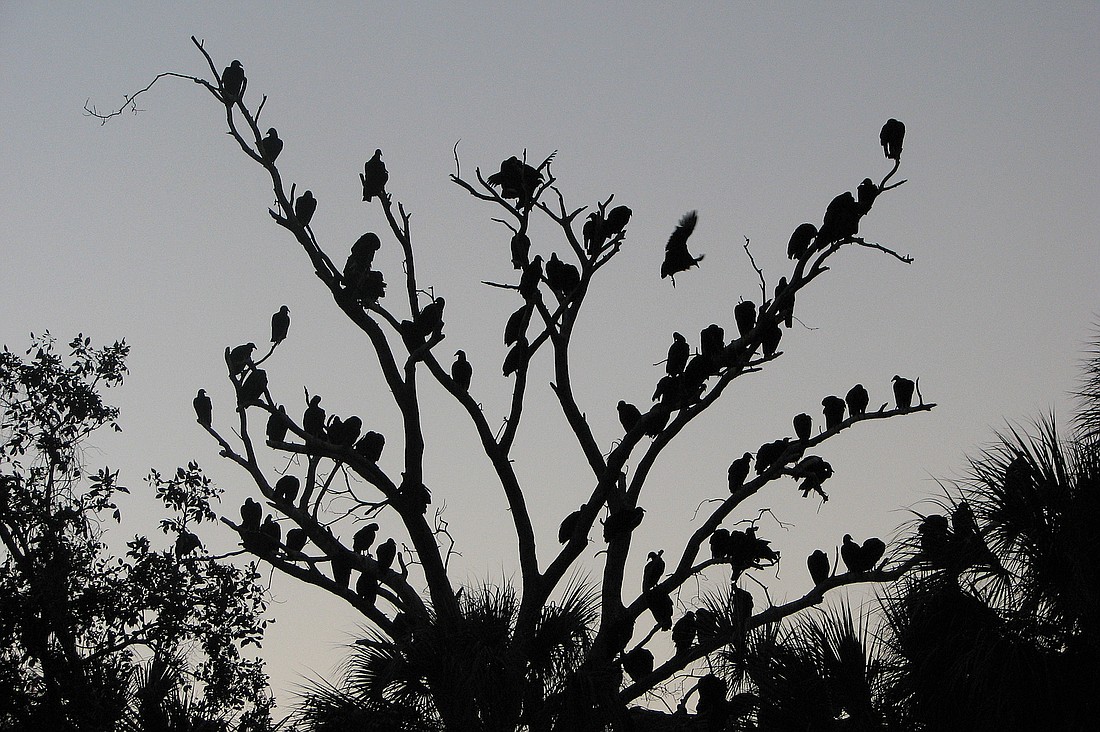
left=95, top=37, right=934, bottom=729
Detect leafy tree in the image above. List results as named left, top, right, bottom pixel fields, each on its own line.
left=92, top=38, right=936, bottom=731
left=0, top=333, right=274, bottom=731
left=877, top=348, right=1100, bottom=731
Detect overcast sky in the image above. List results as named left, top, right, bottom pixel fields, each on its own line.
left=2, top=1, right=1098, bottom=712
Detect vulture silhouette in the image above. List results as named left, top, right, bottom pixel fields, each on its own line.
left=845, top=384, right=869, bottom=418
left=360, top=149, right=389, bottom=202
left=504, top=304, right=533, bottom=346
left=661, top=211, right=703, bottom=284
left=892, top=375, right=915, bottom=409
left=220, top=60, right=245, bottom=104
left=375, top=537, right=397, bottom=571
left=295, top=190, right=317, bottom=227
left=259, top=128, right=282, bottom=163
left=734, top=301, right=757, bottom=337
left=354, top=431, right=385, bottom=463
left=274, top=475, right=300, bottom=503
left=303, top=395, right=326, bottom=438
left=617, top=400, right=643, bottom=433
left=822, top=395, right=846, bottom=430
left=727, top=452, right=752, bottom=492
left=672, top=611, right=697, bottom=654
left=816, top=191, right=860, bottom=247
left=270, top=305, right=291, bottom=345
left=266, top=405, right=289, bottom=443
left=240, top=497, right=262, bottom=532
left=226, top=343, right=256, bottom=376
left=353, top=523, right=379, bottom=553
left=642, top=550, right=665, bottom=593
left=621, top=647, right=654, bottom=682
left=237, top=368, right=268, bottom=408
left=451, top=350, right=472, bottom=391
left=807, top=549, right=830, bottom=586
left=787, top=222, right=818, bottom=260
left=193, top=389, right=212, bottom=427
left=793, top=412, right=812, bottom=443
left=558, top=506, right=583, bottom=544
left=487, top=156, right=542, bottom=205
left=510, top=232, right=530, bottom=269
left=666, top=332, right=689, bottom=376
left=604, top=205, right=632, bottom=238
left=880, top=118, right=905, bottom=161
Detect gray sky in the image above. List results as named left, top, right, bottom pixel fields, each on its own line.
left=2, top=1, right=1098, bottom=712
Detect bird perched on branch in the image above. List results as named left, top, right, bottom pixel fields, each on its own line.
left=295, top=190, right=317, bottom=227
left=734, top=301, right=756, bottom=337
left=845, top=384, right=869, bottom=418
left=699, top=324, right=725, bottom=362
left=220, top=60, right=245, bottom=104
left=605, top=205, right=632, bottom=239
left=193, top=389, right=212, bottom=426
left=621, top=647, right=654, bottom=682
left=558, top=506, right=583, bottom=544
left=807, top=549, right=830, bottom=586
left=816, top=191, right=860, bottom=247
left=303, top=395, right=326, bottom=438
left=175, top=531, right=201, bottom=558
left=642, top=550, right=665, bottom=593
left=415, top=297, right=445, bottom=340
left=354, top=431, right=385, bottom=463
left=880, top=118, right=905, bottom=161
left=519, top=256, right=543, bottom=302
left=728, top=453, right=752, bottom=492
left=510, top=232, right=530, bottom=269
left=226, top=343, right=256, bottom=377
left=761, top=322, right=782, bottom=358
left=603, top=506, right=645, bottom=541
left=504, top=304, right=532, bottom=346
left=793, top=412, right=812, bottom=443
left=841, top=534, right=886, bottom=573
left=774, top=277, right=794, bottom=328
left=617, top=400, right=643, bottom=433
left=271, top=305, right=290, bottom=346
left=892, top=375, right=915, bottom=409
left=822, top=395, right=846, bottom=430
left=266, top=405, right=289, bottom=442
left=661, top=211, right=702, bottom=284
left=237, top=368, right=268, bottom=408
left=274, top=475, right=300, bottom=503
left=285, top=528, right=308, bottom=554
left=353, top=523, right=379, bottom=553
left=502, top=340, right=528, bottom=377
left=756, top=438, right=790, bottom=475
left=487, top=156, right=543, bottom=206
left=240, top=497, right=262, bottom=532
left=259, top=128, right=282, bottom=163
left=666, top=332, right=689, bottom=376
left=856, top=178, right=879, bottom=215
left=583, top=212, right=608, bottom=255
left=375, top=537, right=397, bottom=571
left=672, top=612, right=697, bottom=654
left=787, top=222, right=817, bottom=260
left=545, top=253, right=580, bottom=300
left=451, top=350, right=472, bottom=391
left=361, top=149, right=388, bottom=202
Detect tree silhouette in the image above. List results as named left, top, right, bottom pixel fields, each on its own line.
left=874, top=339, right=1100, bottom=731
left=0, top=334, right=274, bottom=731
left=91, top=37, right=938, bottom=730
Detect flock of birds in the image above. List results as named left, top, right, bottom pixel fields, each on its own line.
left=208, top=63, right=919, bottom=682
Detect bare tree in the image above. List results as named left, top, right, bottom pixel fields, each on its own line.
left=91, top=38, right=935, bottom=731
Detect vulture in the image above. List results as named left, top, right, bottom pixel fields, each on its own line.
left=841, top=534, right=886, bottom=573
left=295, top=190, right=317, bottom=227
left=258, top=516, right=282, bottom=553
left=174, top=531, right=202, bottom=558
left=919, top=514, right=952, bottom=566
left=816, top=191, right=860, bottom=247
left=519, top=256, right=543, bottom=302
left=642, top=550, right=665, bottom=593
left=375, top=538, right=397, bottom=571
left=755, top=438, right=790, bottom=475
left=237, top=368, right=268, bottom=408
left=583, top=212, right=609, bottom=254
left=510, top=232, right=530, bottom=269
left=774, top=276, right=794, bottom=328
left=545, top=253, right=580, bottom=299
left=360, top=149, right=389, bottom=202
left=661, top=210, right=703, bottom=284
left=486, top=156, right=542, bottom=204
left=672, top=611, right=697, bottom=654
left=643, top=406, right=670, bottom=437
left=331, top=555, right=352, bottom=588
left=787, top=222, right=818, bottom=260
left=604, top=205, right=632, bottom=238
left=856, top=178, right=879, bottom=215
left=845, top=384, right=869, bottom=418
left=274, top=475, right=300, bottom=503
left=807, top=549, right=830, bottom=586
left=353, top=523, right=379, bottom=553
left=303, top=395, right=326, bottom=438
left=647, top=590, right=674, bottom=630
left=504, top=304, right=533, bottom=346
left=696, top=674, right=730, bottom=724
left=710, top=528, right=732, bottom=560
left=666, top=332, right=689, bottom=376
left=240, top=497, right=262, bottom=532
left=700, top=324, right=725, bottom=361
left=285, top=528, right=308, bottom=554
left=880, top=118, right=905, bottom=161
left=558, top=506, right=583, bottom=544
left=892, top=375, right=915, bottom=409
left=728, top=452, right=752, bottom=492
left=193, top=389, right=212, bottom=426
left=266, top=406, right=289, bottom=443
left=761, top=322, right=782, bottom=358
left=793, top=412, right=812, bottom=443
left=822, top=395, right=847, bottom=430
left=451, top=350, right=472, bottom=391
left=354, top=431, right=385, bottom=463
left=416, top=297, right=445, bottom=339
left=329, top=415, right=363, bottom=448
left=220, top=60, right=245, bottom=104
left=617, top=400, right=643, bottom=433
left=226, top=343, right=256, bottom=376
left=621, top=647, right=654, bottom=682
left=734, top=301, right=757, bottom=337
left=271, top=305, right=291, bottom=345
left=259, top=128, right=282, bottom=163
